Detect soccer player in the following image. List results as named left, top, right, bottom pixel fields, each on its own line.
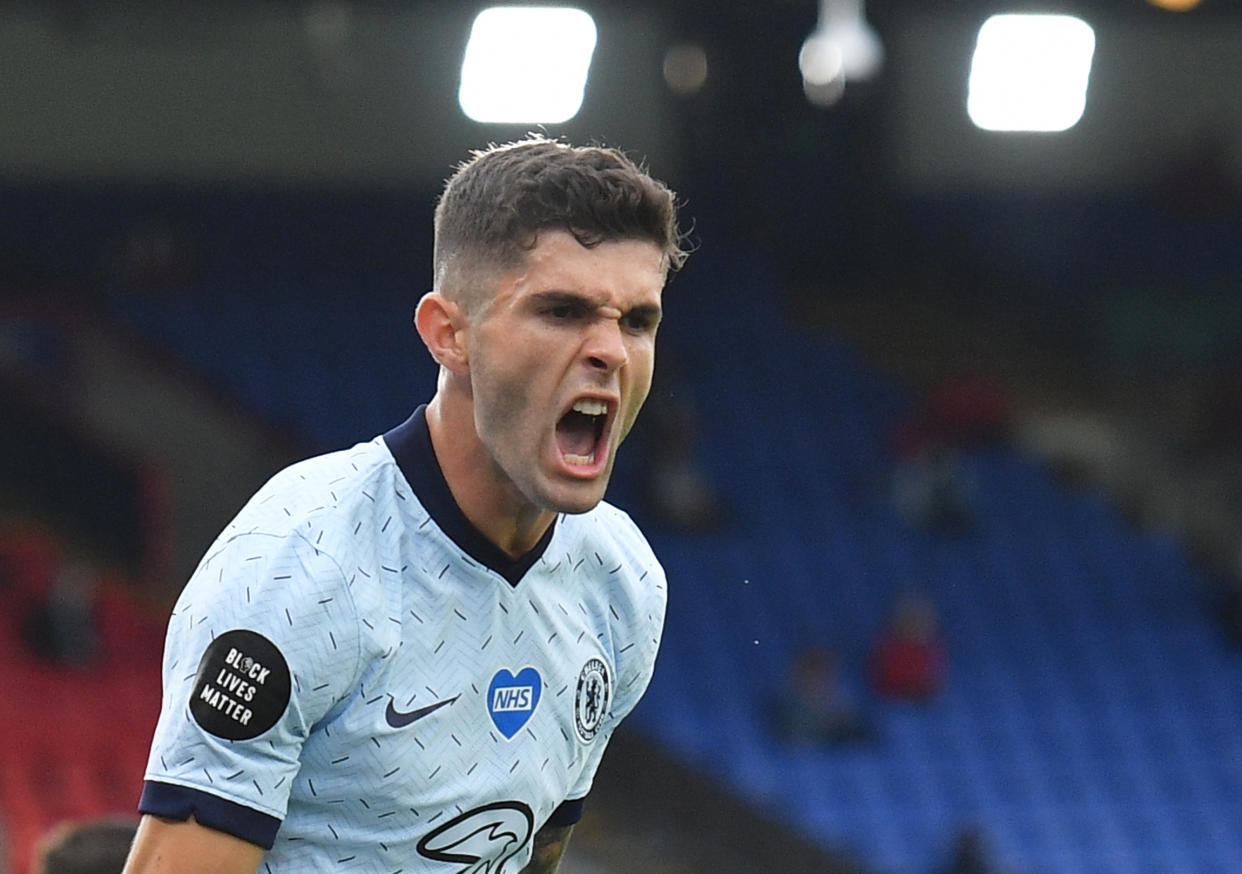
left=122, top=136, right=688, bottom=874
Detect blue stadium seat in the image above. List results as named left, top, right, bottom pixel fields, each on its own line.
left=43, top=186, right=1242, bottom=874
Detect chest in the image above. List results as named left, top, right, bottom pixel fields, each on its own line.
left=293, top=563, right=619, bottom=816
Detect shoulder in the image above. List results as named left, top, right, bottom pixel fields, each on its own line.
left=201, top=437, right=413, bottom=578
left=559, top=501, right=667, bottom=619
left=174, top=439, right=405, bottom=657
left=575, top=500, right=660, bottom=566
left=567, top=503, right=664, bottom=589
left=231, top=438, right=397, bottom=533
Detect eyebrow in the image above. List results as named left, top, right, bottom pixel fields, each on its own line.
left=529, top=290, right=662, bottom=321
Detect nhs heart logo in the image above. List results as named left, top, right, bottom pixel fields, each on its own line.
left=487, top=667, right=541, bottom=739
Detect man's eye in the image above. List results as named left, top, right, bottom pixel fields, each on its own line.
left=545, top=304, right=580, bottom=320
left=623, top=313, right=657, bottom=332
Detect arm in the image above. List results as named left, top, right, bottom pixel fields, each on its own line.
left=123, top=815, right=265, bottom=874
left=520, top=823, right=575, bottom=874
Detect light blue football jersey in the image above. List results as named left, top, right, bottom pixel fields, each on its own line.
left=140, top=407, right=667, bottom=873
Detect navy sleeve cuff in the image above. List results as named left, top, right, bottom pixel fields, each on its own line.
left=545, top=797, right=586, bottom=828
left=139, top=780, right=282, bottom=850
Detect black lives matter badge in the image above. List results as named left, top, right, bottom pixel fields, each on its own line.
left=189, top=629, right=291, bottom=740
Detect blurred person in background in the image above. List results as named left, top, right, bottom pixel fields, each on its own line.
left=32, top=817, right=137, bottom=874
left=935, top=824, right=1013, bottom=874
left=888, top=370, right=1014, bottom=536
left=774, top=645, right=875, bottom=747
left=870, top=589, right=947, bottom=702
left=639, top=369, right=729, bottom=534
left=21, top=552, right=100, bottom=667
left=890, top=442, right=976, bottom=535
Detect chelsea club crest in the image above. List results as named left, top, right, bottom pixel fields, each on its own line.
left=574, top=657, right=611, bottom=743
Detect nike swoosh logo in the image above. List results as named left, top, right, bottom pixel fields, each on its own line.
left=385, top=694, right=460, bottom=728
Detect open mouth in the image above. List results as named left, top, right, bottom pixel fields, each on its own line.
left=555, top=398, right=609, bottom=467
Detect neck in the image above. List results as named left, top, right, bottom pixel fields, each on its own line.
left=424, top=395, right=556, bottom=558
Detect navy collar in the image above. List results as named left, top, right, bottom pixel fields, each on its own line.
left=383, top=406, right=556, bottom=587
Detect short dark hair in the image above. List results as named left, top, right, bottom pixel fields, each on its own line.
left=35, top=818, right=137, bottom=874
left=433, top=136, right=687, bottom=307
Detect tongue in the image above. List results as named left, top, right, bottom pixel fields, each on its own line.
left=556, top=411, right=597, bottom=457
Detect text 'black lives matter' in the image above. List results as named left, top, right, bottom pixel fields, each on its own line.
left=190, top=629, right=292, bottom=740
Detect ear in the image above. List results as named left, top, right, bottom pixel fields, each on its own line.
left=414, top=291, right=469, bottom=373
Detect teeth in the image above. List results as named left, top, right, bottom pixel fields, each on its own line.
left=572, top=399, right=608, bottom=416
left=564, top=452, right=596, bottom=466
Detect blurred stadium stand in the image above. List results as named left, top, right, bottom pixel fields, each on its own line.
left=5, top=3, right=1242, bottom=873
left=0, top=526, right=163, bottom=874
left=4, top=180, right=1242, bottom=872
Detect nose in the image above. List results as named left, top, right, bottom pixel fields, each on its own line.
left=585, top=318, right=628, bottom=373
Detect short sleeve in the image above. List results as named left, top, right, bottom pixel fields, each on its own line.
left=143, top=530, right=362, bottom=823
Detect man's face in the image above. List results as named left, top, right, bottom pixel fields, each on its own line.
left=465, top=230, right=666, bottom=515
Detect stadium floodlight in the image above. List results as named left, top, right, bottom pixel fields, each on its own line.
left=967, top=14, right=1096, bottom=132
left=663, top=43, right=709, bottom=97
left=799, top=35, right=846, bottom=107
left=458, top=7, right=597, bottom=124
left=799, top=0, right=883, bottom=107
